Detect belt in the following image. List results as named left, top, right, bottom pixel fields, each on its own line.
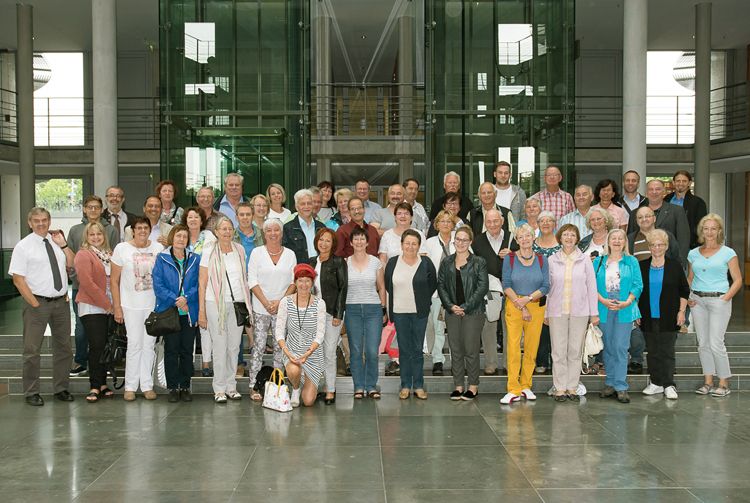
left=691, top=291, right=724, bottom=298
left=34, top=294, right=67, bottom=302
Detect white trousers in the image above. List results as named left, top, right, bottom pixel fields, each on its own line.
left=322, top=313, right=344, bottom=392
left=206, top=302, right=243, bottom=394
left=122, top=307, right=156, bottom=392
left=200, top=327, right=212, bottom=363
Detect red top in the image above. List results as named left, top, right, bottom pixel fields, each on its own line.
left=73, top=249, right=111, bottom=310
left=335, top=221, right=380, bottom=258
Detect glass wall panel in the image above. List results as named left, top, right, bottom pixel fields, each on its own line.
left=160, top=0, right=309, bottom=209
left=425, top=0, right=574, bottom=205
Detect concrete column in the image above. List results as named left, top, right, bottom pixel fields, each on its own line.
left=92, top=0, right=119, bottom=197
left=399, top=159, right=414, bottom=182
left=622, top=0, right=648, bottom=185
left=17, top=4, right=34, bottom=238
left=694, top=3, right=712, bottom=206
left=398, top=15, right=414, bottom=137
left=317, top=159, right=332, bottom=184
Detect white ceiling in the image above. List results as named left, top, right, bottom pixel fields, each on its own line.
left=1, top=0, right=749, bottom=78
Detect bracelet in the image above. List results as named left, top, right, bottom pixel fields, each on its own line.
left=678, top=309, right=686, bottom=313
left=60, top=244, right=68, bottom=250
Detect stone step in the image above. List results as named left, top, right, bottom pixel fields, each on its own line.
left=5, top=372, right=750, bottom=395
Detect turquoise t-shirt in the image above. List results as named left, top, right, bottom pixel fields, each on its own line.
left=688, top=246, right=736, bottom=293
left=175, top=256, right=187, bottom=315
left=649, top=265, right=664, bottom=318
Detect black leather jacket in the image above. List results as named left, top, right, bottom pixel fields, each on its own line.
left=437, top=253, right=489, bottom=316
left=308, top=255, right=347, bottom=319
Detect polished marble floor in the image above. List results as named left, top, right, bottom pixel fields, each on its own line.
left=1, top=390, right=749, bottom=502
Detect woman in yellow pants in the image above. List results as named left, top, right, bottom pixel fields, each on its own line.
left=501, top=223, right=551, bottom=404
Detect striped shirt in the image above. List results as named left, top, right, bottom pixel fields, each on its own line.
left=346, top=256, right=383, bottom=305
left=533, top=188, right=575, bottom=223
left=559, top=209, right=593, bottom=239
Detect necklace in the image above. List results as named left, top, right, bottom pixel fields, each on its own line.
left=650, top=263, right=664, bottom=270
left=268, top=247, right=283, bottom=256
left=519, top=252, right=534, bottom=260
left=295, top=292, right=311, bottom=330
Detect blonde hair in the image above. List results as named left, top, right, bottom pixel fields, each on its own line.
left=266, top=183, right=286, bottom=204
left=604, top=229, right=630, bottom=256
left=514, top=222, right=535, bottom=241
left=433, top=209, right=457, bottom=232
left=645, top=229, right=669, bottom=247
left=80, top=222, right=112, bottom=253
left=585, top=207, right=615, bottom=231
left=697, top=213, right=725, bottom=244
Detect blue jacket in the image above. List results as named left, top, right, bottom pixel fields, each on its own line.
left=153, top=247, right=200, bottom=325
left=593, top=254, right=643, bottom=323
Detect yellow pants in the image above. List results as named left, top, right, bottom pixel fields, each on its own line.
left=504, top=299, right=546, bottom=396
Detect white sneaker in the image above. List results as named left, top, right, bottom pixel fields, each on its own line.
left=501, top=393, right=519, bottom=404
left=642, top=383, right=664, bottom=395
left=522, top=389, right=537, bottom=400
left=291, top=387, right=301, bottom=407
left=664, top=386, right=678, bottom=400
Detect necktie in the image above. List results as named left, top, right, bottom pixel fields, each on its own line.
left=44, top=238, right=63, bottom=291
left=113, top=214, right=121, bottom=236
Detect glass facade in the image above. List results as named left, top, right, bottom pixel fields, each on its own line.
left=159, top=0, right=309, bottom=208
left=425, top=0, right=575, bottom=201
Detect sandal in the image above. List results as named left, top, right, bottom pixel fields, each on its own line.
left=215, top=394, right=227, bottom=403
left=597, top=364, right=606, bottom=375
left=696, top=384, right=715, bottom=395
left=368, top=390, right=381, bottom=399
left=354, top=390, right=365, bottom=399
left=86, top=391, right=100, bottom=403
left=250, top=391, right=263, bottom=401
left=100, top=387, right=114, bottom=398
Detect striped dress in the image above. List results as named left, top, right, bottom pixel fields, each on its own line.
left=275, top=295, right=327, bottom=387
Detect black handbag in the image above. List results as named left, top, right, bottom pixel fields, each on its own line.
left=226, top=270, right=252, bottom=327
left=100, top=317, right=127, bottom=389
left=145, top=251, right=188, bottom=336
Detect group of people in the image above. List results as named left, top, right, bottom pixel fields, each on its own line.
left=9, top=164, right=742, bottom=407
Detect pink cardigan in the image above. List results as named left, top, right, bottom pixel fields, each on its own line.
left=545, top=249, right=598, bottom=318
left=74, top=249, right=111, bottom=310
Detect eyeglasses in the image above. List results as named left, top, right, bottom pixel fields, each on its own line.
left=396, top=212, right=411, bottom=217
left=85, top=205, right=102, bottom=210
left=438, top=220, right=453, bottom=225
left=350, top=206, right=364, bottom=212
left=649, top=243, right=667, bottom=248
left=196, top=195, right=213, bottom=200
left=455, top=238, right=470, bottom=244
left=636, top=215, right=654, bottom=220
left=106, top=194, right=122, bottom=199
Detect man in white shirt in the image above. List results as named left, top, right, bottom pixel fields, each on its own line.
left=619, top=170, right=645, bottom=219
left=558, top=185, right=594, bottom=239
left=403, top=178, right=428, bottom=233
left=355, top=179, right=383, bottom=223
left=494, top=161, right=527, bottom=222
left=102, top=185, right=136, bottom=242
left=9, top=207, right=76, bottom=406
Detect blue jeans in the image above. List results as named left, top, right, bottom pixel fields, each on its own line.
left=345, top=304, right=382, bottom=393
left=391, top=312, right=429, bottom=390
left=601, top=290, right=632, bottom=391
left=71, top=289, right=88, bottom=368
left=629, top=324, right=645, bottom=364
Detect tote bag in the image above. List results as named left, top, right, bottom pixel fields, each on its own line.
left=262, top=368, right=293, bottom=412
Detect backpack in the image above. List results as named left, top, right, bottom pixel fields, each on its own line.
left=507, top=252, right=544, bottom=270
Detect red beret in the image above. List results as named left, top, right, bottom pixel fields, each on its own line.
left=294, top=263, right=316, bottom=281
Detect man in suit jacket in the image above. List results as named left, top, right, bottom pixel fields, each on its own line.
left=663, top=170, right=708, bottom=250
left=467, top=182, right=513, bottom=238
left=627, top=180, right=690, bottom=267
left=102, top=185, right=137, bottom=242
left=471, top=209, right=519, bottom=376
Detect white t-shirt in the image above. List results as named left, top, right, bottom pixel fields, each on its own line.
left=314, top=258, right=322, bottom=296
left=111, top=241, right=164, bottom=309
left=495, top=186, right=513, bottom=209
left=247, top=246, right=297, bottom=314
left=200, top=248, right=246, bottom=303
left=268, top=208, right=292, bottom=222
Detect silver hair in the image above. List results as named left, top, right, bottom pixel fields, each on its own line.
left=443, top=171, right=461, bottom=184
left=308, top=186, right=323, bottom=197
left=513, top=222, right=535, bottom=241
left=263, top=217, right=284, bottom=236
left=576, top=184, right=593, bottom=195
left=224, top=172, right=244, bottom=184
left=27, top=207, right=51, bottom=221
left=212, top=216, right=235, bottom=233
left=585, top=207, right=616, bottom=231
left=525, top=194, right=543, bottom=210
left=293, top=189, right=314, bottom=206
left=537, top=210, right=557, bottom=224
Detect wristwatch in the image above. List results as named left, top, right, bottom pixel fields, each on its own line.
left=527, top=295, right=533, bottom=301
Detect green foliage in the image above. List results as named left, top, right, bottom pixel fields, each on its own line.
left=35, top=179, right=82, bottom=213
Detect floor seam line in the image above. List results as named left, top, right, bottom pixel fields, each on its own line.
left=375, top=401, right=387, bottom=503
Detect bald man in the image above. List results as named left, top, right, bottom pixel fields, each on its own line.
left=370, top=184, right=406, bottom=237
left=532, top=166, right=575, bottom=223
left=467, top=182, right=514, bottom=237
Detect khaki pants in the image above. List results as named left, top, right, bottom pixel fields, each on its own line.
left=549, top=315, right=588, bottom=391
left=22, top=296, right=72, bottom=396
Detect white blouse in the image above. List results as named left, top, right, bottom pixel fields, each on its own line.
left=247, top=246, right=297, bottom=314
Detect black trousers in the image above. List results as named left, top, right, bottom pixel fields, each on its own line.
left=643, top=319, right=677, bottom=387
left=80, top=314, right=109, bottom=390
left=164, top=315, right=197, bottom=389
left=535, top=323, right=552, bottom=368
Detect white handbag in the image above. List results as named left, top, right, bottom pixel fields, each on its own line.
left=484, top=291, right=503, bottom=323
left=582, top=322, right=604, bottom=369
left=151, top=339, right=167, bottom=389
left=262, top=368, right=293, bottom=412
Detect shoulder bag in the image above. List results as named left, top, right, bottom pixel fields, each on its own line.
left=144, top=253, right=187, bottom=337
left=226, top=270, right=252, bottom=327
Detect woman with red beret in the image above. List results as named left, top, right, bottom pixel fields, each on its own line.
left=275, top=263, right=327, bottom=407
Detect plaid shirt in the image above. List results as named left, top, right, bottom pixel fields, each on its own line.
left=533, top=188, right=575, bottom=224
left=206, top=209, right=228, bottom=232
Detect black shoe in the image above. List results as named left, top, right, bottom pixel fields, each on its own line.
left=54, top=390, right=74, bottom=402
left=554, top=394, right=567, bottom=402
left=450, top=390, right=462, bottom=401
left=461, top=390, right=477, bottom=401
left=324, top=393, right=336, bottom=405
left=617, top=390, right=631, bottom=403
left=627, top=362, right=643, bottom=374
left=501, top=368, right=508, bottom=376
left=168, top=389, right=180, bottom=403
left=180, top=389, right=193, bottom=402
left=600, top=386, right=616, bottom=398
left=567, top=393, right=581, bottom=402
left=385, top=361, right=399, bottom=376
left=346, top=365, right=352, bottom=376
left=25, top=394, right=44, bottom=406
left=433, top=362, right=444, bottom=376
left=69, top=365, right=87, bottom=377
